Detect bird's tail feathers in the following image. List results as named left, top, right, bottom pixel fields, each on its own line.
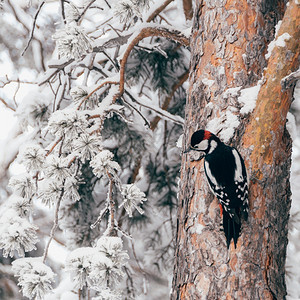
left=223, top=210, right=241, bottom=249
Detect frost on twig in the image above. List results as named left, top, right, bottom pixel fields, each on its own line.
left=120, top=184, right=147, bottom=217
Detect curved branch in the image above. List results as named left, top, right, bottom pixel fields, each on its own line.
left=119, top=26, right=189, bottom=97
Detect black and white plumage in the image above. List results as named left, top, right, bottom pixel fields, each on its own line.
left=188, top=129, right=248, bottom=248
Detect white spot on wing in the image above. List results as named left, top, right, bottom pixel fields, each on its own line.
left=232, top=149, right=243, bottom=182
left=204, top=160, right=220, bottom=188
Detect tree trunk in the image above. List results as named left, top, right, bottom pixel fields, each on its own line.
left=172, top=0, right=299, bottom=299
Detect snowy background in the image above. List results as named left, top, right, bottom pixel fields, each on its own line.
left=0, top=0, right=299, bottom=299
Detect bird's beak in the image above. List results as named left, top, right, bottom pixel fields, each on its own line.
left=183, top=147, right=192, bottom=153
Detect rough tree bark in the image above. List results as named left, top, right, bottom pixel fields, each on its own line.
left=172, top=0, right=299, bottom=299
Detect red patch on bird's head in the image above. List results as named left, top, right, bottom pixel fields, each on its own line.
left=203, top=130, right=212, bottom=140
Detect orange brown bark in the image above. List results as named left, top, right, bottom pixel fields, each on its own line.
left=172, top=0, right=299, bottom=299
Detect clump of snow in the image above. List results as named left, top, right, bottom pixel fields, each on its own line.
left=202, top=78, right=214, bottom=87
left=6, top=195, right=32, bottom=218
left=18, top=143, right=45, bottom=173
left=223, top=87, right=242, bottom=99
left=265, top=32, right=291, bottom=59
left=206, top=110, right=240, bottom=143
left=176, top=134, right=183, bottom=149
left=286, top=112, right=297, bottom=141
left=218, top=66, right=225, bottom=75
left=45, top=156, right=71, bottom=182
left=8, top=173, right=36, bottom=199
left=16, top=91, right=52, bottom=128
left=65, top=247, right=97, bottom=289
left=48, top=109, right=89, bottom=138
left=65, top=236, right=128, bottom=292
left=237, top=84, right=261, bottom=115
left=37, top=179, right=64, bottom=206
left=275, top=20, right=282, bottom=37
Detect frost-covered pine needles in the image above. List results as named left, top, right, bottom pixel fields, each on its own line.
left=0, top=0, right=187, bottom=298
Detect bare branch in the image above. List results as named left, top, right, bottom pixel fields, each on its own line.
left=182, top=0, right=193, bottom=20
left=22, top=1, right=45, bottom=56
left=125, top=90, right=184, bottom=126
left=146, top=0, right=174, bottom=22
left=121, top=96, right=150, bottom=127
left=104, top=173, right=117, bottom=236
left=76, top=0, right=98, bottom=23
left=0, top=97, right=16, bottom=111
left=60, top=0, right=66, bottom=24
left=91, top=202, right=109, bottom=229
left=42, top=181, right=65, bottom=263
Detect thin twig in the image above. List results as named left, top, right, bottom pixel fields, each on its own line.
left=0, top=76, right=38, bottom=88
left=76, top=0, right=97, bottom=23
left=125, top=90, right=184, bottom=126
left=46, top=136, right=63, bottom=156
left=121, top=96, right=150, bottom=127
left=42, top=181, right=65, bottom=263
left=60, top=0, right=66, bottom=24
left=77, top=81, right=119, bottom=110
left=150, top=70, right=189, bottom=129
left=103, top=173, right=117, bottom=236
left=39, top=59, right=75, bottom=86
left=91, top=202, right=109, bottom=229
left=0, top=98, right=16, bottom=111
left=146, top=0, right=174, bottom=22
left=22, top=1, right=45, bottom=56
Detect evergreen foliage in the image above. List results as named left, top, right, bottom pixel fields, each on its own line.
left=0, top=0, right=189, bottom=298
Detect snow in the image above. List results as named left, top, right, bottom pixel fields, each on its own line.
left=286, top=112, right=297, bottom=141
left=218, top=66, right=225, bottom=75
left=237, top=83, right=261, bottom=115
left=190, top=223, right=205, bottom=235
left=176, top=134, right=183, bottom=149
left=202, top=78, right=214, bottom=87
left=206, top=110, right=240, bottom=143
left=120, top=184, right=147, bottom=217
left=265, top=32, right=291, bottom=59
left=223, top=86, right=242, bottom=99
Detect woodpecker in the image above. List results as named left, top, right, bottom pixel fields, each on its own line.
left=186, top=129, right=248, bottom=248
